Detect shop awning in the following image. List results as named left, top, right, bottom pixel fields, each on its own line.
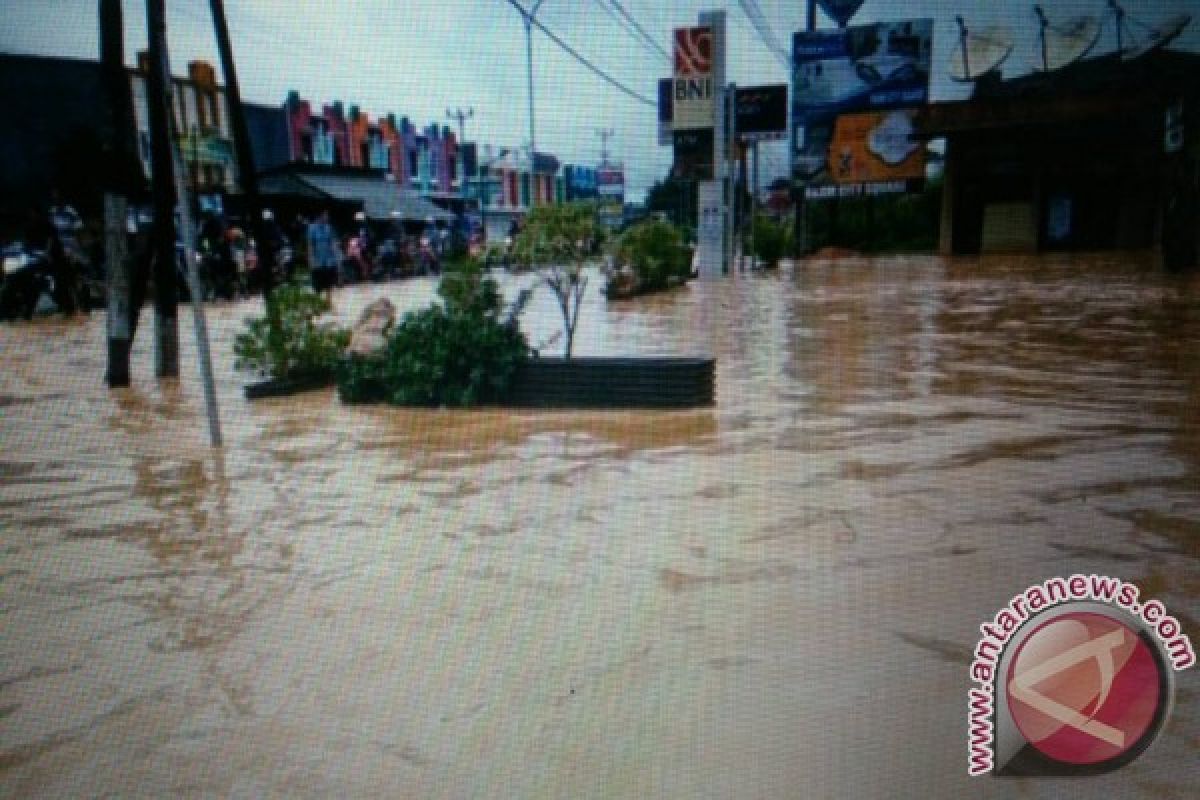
left=260, top=168, right=457, bottom=222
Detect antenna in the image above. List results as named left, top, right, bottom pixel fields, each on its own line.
left=949, top=16, right=1014, bottom=82
left=1123, top=13, right=1191, bottom=60
left=597, top=128, right=615, bottom=167
left=1032, top=7, right=1100, bottom=72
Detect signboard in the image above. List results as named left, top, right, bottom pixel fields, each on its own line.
left=178, top=130, right=234, bottom=165
left=597, top=167, right=625, bottom=199
left=817, top=0, right=866, bottom=29
left=792, top=18, right=932, bottom=186
left=673, top=26, right=714, bottom=131
left=828, top=110, right=924, bottom=184
left=658, top=79, right=674, bottom=146
left=735, top=84, right=788, bottom=142
left=672, top=128, right=714, bottom=180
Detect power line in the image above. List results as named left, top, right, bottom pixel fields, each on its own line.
left=501, top=0, right=656, bottom=107
left=737, top=0, right=791, bottom=71
left=590, top=0, right=668, bottom=66
left=608, top=1, right=671, bottom=63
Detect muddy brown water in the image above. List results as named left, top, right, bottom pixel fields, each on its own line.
left=1, top=254, right=1198, bottom=798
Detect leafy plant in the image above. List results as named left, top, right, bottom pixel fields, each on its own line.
left=612, top=218, right=691, bottom=293
left=337, top=305, right=529, bottom=407
left=747, top=214, right=789, bottom=268
left=512, top=202, right=600, bottom=358
left=233, top=285, right=349, bottom=380
left=336, top=258, right=530, bottom=407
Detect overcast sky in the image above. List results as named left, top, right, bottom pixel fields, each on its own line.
left=3, top=1, right=1197, bottom=200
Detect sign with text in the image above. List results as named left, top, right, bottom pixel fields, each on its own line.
left=735, top=84, right=788, bottom=141
left=597, top=167, right=625, bottom=198
left=672, top=128, right=714, bottom=180
left=658, top=79, right=674, bottom=146
left=828, top=110, right=924, bottom=184
left=792, top=18, right=932, bottom=185
left=673, top=26, right=714, bottom=131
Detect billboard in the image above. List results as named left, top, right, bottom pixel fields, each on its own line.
left=597, top=167, right=625, bottom=199
left=673, top=26, right=714, bottom=130
left=672, top=128, right=714, bottom=180
left=735, top=84, right=788, bottom=142
left=828, top=110, right=924, bottom=184
left=792, top=18, right=932, bottom=185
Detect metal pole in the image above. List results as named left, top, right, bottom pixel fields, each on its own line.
left=750, top=140, right=758, bottom=269
left=522, top=1, right=546, bottom=207
left=169, top=107, right=224, bottom=446
left=145, top=0, right=179, bottom=378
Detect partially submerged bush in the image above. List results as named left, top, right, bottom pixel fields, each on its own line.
left=234, top=285, right=349, bottom=380
left=610, top=218, right=691, bottom=295
left=337, top=258, right=530, bottom=406
left=748, top=214, right=790, bottom=268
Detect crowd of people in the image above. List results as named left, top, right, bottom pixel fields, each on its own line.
left=3, top=196, right=470, bottom=319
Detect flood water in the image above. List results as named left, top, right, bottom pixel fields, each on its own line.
left=2, top=253, right=1198, bottom=798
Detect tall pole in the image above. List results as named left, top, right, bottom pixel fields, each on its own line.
left=209, top=0, right=274, bottom=298
left=446, top=107, right=474, bottom=144
left=520, top=1, right=546, bottom=206
left=796, top=0, right=818, bottom=258
left=145, top=0, right=179, bottom=378
left=100, top=0, right=144, bottom=387
left=597, top=128, right=614, bottom=166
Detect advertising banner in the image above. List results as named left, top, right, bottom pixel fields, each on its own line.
left=597, top=168, right=625, bottom=199
left=792, top=18, right=932, bottom=185
left=673, top=26, right=714, bottom=131
left=735, top=85, right=788, bottom=142
left=658, top=79, right=674, bottom=146
left=672, top=129, right=714, bottom=181
left=828, top=110, right=924, bottom=184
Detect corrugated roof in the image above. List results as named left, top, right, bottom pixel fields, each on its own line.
left=260, top=168, right=456, bottom=221
left=296, top=172, right=456, bottom=221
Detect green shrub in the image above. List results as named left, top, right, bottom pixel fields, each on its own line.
left=613, top=218, right=691, bottom=291
left=748, top=214, right=789, bottom=268
left=233, top=286, right=349, bottom=380
left=337, top=305, right=528, bottom=407
left=336, top=259, right=529, bottom=406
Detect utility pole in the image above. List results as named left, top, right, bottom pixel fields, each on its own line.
left=446, top=107, right=474, bottom=144
left=519, top=0, right=547, bottom=156
left=145, top=0, right=179, bottom=378
left=597, top=128, right=614, bottom=167
left=794, top=0, right=820, bottom=257
left=100, top=0, right=144, bottom=387
left=209, top=0, right=274, bottom=299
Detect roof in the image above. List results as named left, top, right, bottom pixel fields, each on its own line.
left=916, top=48, right=1200, bottom=137
left=260, top=167, right=456, bottom=221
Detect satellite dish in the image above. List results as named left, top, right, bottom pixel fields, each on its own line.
left=1033, top=8, right=1101, bottom=72
left=1123, top=13, right=1192, bottom=60
left=949, top=17, right=1014, bottom=82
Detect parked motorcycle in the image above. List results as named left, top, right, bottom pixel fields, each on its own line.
left=0, top=244, right=53, bottom=320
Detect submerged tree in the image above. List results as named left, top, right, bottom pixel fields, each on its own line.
left=512, top=202, right=601, bottom=359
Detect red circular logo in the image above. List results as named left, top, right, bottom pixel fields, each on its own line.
left=1006, top=612, right=1164, bottom=766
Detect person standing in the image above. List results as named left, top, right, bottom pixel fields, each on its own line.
left=306, top=210, right=339, bottom=301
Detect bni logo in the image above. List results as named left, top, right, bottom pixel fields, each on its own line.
left=968, top=576, right=1194, bottom=777
left=673, top=27, right=712, bottom=77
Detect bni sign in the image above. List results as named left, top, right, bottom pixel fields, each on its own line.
left=673, top=26, right=714, bottom=131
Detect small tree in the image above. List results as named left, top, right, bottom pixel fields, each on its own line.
left=512, top=203, right=600, bottom=359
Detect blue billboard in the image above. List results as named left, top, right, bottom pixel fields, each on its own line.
left=792, top=18, right=932, bottom=184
